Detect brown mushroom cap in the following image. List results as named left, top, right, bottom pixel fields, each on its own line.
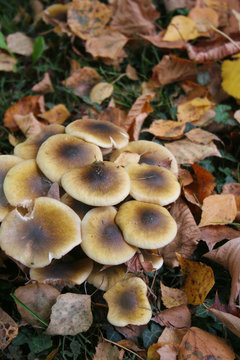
left=61, top=161, right=130, bottom=206
left=103, top=276, right=152, bottom=326
left=126, top=163, right=181, bottom=206
left=0, top=155, right=23, bottom=221
left=81, top=207, right=136, bottom=265
left=14, top=124, right=65, bottom=160
left=115, top=200, right=177, bottom=249
left=87, top=264, right=129, bottom=291
left=141, top=252, right=164, bottom=271
left=36, top=133, right=103, bottom=183
left=110, top=140, right=178, bottom=175
left=61, top=193, right=93, bottom=219
left=65, top=119, right=129, bottom=149
left=3, top=159, right=52, bottom=207
left=0, top=197, right=81, bottom=268
left=30, top=257, right=93, bottom=285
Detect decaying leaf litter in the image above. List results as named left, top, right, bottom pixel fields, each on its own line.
left=0, top=0, right=240, bottom=359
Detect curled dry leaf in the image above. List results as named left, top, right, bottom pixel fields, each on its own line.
left=160, top=282, right=188, bottom=308
left=222, top=53, right=240, bottom=99
left=179, top=327, right=235, bottom=360
left=14, top=283, right=60, bottom=327
left=163, top=15, right=199, bottom=42
left=185, top=127, right=222, bottom=145
left=142, top=119, right=185, bottom=140
left=46, top=293, right=92, bottom=335
left=14, top=113, right=45, bottom=137
left=177, top=97, right=213, bottom=123
left=63, top=67, right=101, bottom=97
left=0, top=308, right=18, bottom=350
left=93, top=342, right=121, bottom=360
left=200, top=225, right=240, bottom=251
left=165, top=139, right=221, bottom=165
left=153, top=304, right=191, bottom=329
left=160, top=198, right=200, bottom=268
left=205, top=237, right=240, bottom=304
left=39, top=104, right=71, bottom=124
left=209, top=308, right=240, bottom=338
left=32, top=72, right=54, bottom=94
left=90, top=82, right=114, bottom=104
left=7, top=32, right=33, bottom=56
left=0, top=53, right=17, bottom=72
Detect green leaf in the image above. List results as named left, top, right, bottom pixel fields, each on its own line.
left=32, top=36, right=45, bottom=64
left=28, top=334, right=52, bottom=354
left=142, top=323, right=162, bottom=348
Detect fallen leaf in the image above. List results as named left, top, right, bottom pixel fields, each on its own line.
left=0, top=308, right=18, bottom=350
left=142, top=120, right=185, bottom=140
left=163, top=15, right=199, bottom=41
left=177, top=97, right=213, bottom=123
left=39, top=104, right=70, bottom=124
left=67, top=0, right=111, bottom=40
left=115, top=324, right=147, bottom=342
left=185, top=127, right=222, bottom=144
left=209, top=308, right=240, bottom=338
left=160, top=282, right=188, bottom=308
left=165, top=139, right=221, bottom=164
left=86, top=29, right=128, bottom=60
left=93, top=342, right=121, bottom=360
left=188, top=6, right=219, bottom=34
left=63, top=67, right=101, bottom=97
left=204, top=0, right=228, bottom=27
left=179, top=327, right=235, bottom=360
left=163, top=0, right=195, bottom=11
left=126, top=64, right=139, bottom=80
left=32, top=72, right=54, bottom=94
left=158, top=327, right=184, bottom=344
left=156, top=344, right=178, bottom=360
left=178, top=168, right=193, bottom=187
left=161, top=198, right=200, bottom=267
left=199, top=194, right=237, bottom=227
left=90, top=82, right=114, bottom=104
left=177, top=253, right=215, bottom=305
left=113, top=151, right=140, bottom=167
left=204, top=237, right=240, bottom=304
left=7, top=32, right=33, bottom=56
left=98, top=106, right=128, bottom=128
left=153, top=304, right=191, bottom=329
left=70, top=59, right=81, bottom=74
left=46, top=293, right=92, bottom=335
left=14, top=283, right=60, bottom=327
left=200, top=225, right=240, bottom=250
left=42, top=4, right=71, bottom=35
left=141, top=31, right=186, bottom=49
left=222, top=183, right=240, bottom=220
left=0, top=52, right=17, bottom=72
left=31, top=0, right=44, bottom=26
left=14, top=112, right=45, bottom=137
left=110, top=0, right=159, bottom=36
left=222, top=53, right=240, bottom=99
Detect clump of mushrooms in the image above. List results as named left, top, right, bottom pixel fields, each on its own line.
left=0, top=118, right=181, bottom=327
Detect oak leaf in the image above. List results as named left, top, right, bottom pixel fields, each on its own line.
left=153, top=304, right=191, bottom=329
left=160, top=282, right=188, bottom=308
left=32, top=72, right=54, bottom=94
left=0, top=308, right=18, bottom=350
left=163, top=15, right=199, bottom=41
left=142, top=120, right=185, bottom=140
left=7, top=32, right=33, bottom=56
left=39, top=104, right=70, bottom=124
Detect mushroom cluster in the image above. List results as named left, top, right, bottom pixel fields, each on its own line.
left=0, top=118, right=180, bottom=327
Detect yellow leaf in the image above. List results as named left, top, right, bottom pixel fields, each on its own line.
left=39, top=104, right=71, bottom=124
left=163, top=15, right=199, bottom=41
left=89, top=82, right=114, bottom=104
left=177, top=97, right=213, bottom=123
left=222, top=53, right=240, bottom=99
left=142, top=119, right=185, bottom=140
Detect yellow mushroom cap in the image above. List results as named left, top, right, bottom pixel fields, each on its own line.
left=103, top=277, right=152, bottom=326
left=87, top=264, right=129, bottom=291
left=0, top=197, right=81, bottom=268
left=3, top=159, right=52, bottom=207
left=30, top=257, right=93, bottom=285
left=0, top=155, right=23, bottom=221
left=115, top=200, right=177, bottom=249
left=141, top=252, right=164, bottom=271
left=126, top=163, right=181, bottom=206
left=66, top=119, right=129, bottom=149
left=61, top=161, right=130, bottom=206
left=81, top=207, right=136, bottom=265
left=36, top=133, right=103, bottom=183
left=14, top=124, right=65, bottom=160
left=110, top=140, right=178, bottom=175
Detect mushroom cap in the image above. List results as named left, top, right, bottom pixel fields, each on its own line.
left=30, top=257, right=93, bottom=285
left=36, top=133, right=103, bottom=183
left=141, top=252, right=164, bottom=271
left=61, top=161, right=130, bottom=206
left=61, top=193, right=93, bottom=219
left=110, top=140, right=178, bottom=175
left=0, top=197, right=81, bottom=268
left=0, top=155, right=23, bottom=221
left=115, top=200, right=177, bottom=249
left=3, top=159, right=52, bottom=207
left=66, top=119, right=129, bottom=149
left=126, top=163, right=181, bottom=206
left=14, top=124, right=65, bottom=160
left=81, top=207, right=136, bottom=265
left=87, top=264, right=129, bottom=291
left=103, top=276, right=152, bottom=326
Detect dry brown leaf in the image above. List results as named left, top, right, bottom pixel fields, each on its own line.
left=110, top=0, right=159, bottom=36
left=204, top=237, right=240, bottom=304
left=160, top=282, right=188, bottom=308
left=153, top=304, right=191, bottom=329
left=158, top=327, right=184, bottom=345
left=141, top=31, right=186, bottom=49
left=178, top=168, right=193, bottom=187
left=63, top=67, right=101, bottom=97
left=156, top=344, right=178, bottom=360
left=46, top=293, right=92, bottom=335
left=188, top=6, right=219, bottom=34
left=177, top=253, right=215, bottom=305
left=39, top=104, right=70, bottom=124
left=163, top=15, right=199, bottom=41
left=67, top=0, right=111, bottom=40
left=208, top=308, right=240, bottom=338
left=126, top=64, right=139, bottom=80
left=165, top=139, right=221, bottom=165
left=90, top=82, right=114, bottom=104
left=98, top=106, right=128, bottom=128
left=142, top=119, right=185, bottom=140
left=14, top=283, right=60, bottom=327
left=86, top=29, right=128, bottom=60
left=160, top=198, right=200, bottom=268
left=70, top=59, right=81, bottom=74
left=93, top=342, right=121, bottom=360
left=32, top=72, right=54, bottom=94
left=0, top=52, right=17, bottom=72
left=200, top=225, right=240, bottom=251
left=14, top=113, right=45, bottom=137
left=199, top=194, right=237, bottom=227
left=42, top=4, right=71, bottom=35
left=115, top=324, right=147, bottom=342
left=204, top=0, right=228, bottom=27
left=179, top=327, right=235, bottom=360
left=31, top=0, right=44, bottom=26
left=185, top=127, right=222, bottom=144
left=113, top=151, right=140, bottom=167
left=222, top=183, right=240, bottom=220
left=7, top=32, right=33, bottom=56
left=177, top=97, right=213, bottom=123
left=0, top=308, right=18, bottom=350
